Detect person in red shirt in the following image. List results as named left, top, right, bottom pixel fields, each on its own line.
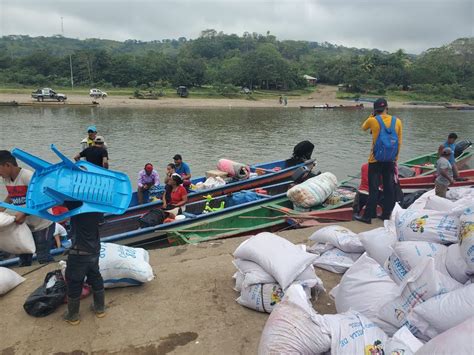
left=162, top=174, right=188, bottom=217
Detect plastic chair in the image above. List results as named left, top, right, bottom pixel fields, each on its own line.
left=0, top=144, right=132, bottom=222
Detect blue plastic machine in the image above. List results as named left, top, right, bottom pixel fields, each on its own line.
left=0, top=145, right=132, bottom=222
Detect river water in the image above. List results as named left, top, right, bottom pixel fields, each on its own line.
left=0, top=106, right=473, bottom=195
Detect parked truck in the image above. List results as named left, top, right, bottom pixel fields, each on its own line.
left=31, top=88, right=67, bottom=102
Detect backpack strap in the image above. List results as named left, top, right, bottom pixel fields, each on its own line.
left=375, top=115, right=385, bottom=130
left=390, top=116, right=397, bottom=132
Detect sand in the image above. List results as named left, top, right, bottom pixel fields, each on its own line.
left=0, top=220, right=382, bottom=354
left=0, top=85, right=442, bottom=109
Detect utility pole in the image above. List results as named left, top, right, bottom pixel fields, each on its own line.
left=61, top=16, right=74, bottom=90
left=61, top=17, right=64, bottom=36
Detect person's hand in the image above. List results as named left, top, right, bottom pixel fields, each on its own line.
left=14, top=212, right=27, bottom=224
left=143, top=185, right=149, bottom=190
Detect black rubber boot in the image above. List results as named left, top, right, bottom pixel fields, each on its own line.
left=63, top=297, right=81, bottom=325
left=354, top=214, right=372, bottom=224
left=91, top=290, right=106, bottom=318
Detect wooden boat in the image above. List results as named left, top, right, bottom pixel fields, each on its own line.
left=0, top=182, right=356, bottom=267
left=299, top=104, right=364, bottom=110
left=106, top=158, right=316, bottom=222
left=16, top=102, right=99, bottom=107
left=0, top=101, right=19, bottom=106
left=399, top=168, right=474, bottom=189
left=445, top=105, right=474, bottom=111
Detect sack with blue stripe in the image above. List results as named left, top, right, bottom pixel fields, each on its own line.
left=99, top=243, right=154, bottom=288
left=373, top=115, right=399, bottom=162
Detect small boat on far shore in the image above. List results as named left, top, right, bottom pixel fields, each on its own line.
left=0, top=101, right=19, bottom=106
left=300, top=104, right=364, bottom=110
left=445, top=105, right=474, bottom=111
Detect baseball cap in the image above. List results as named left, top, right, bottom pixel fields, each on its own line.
left=373, top=98, right=388, bottom=112
left=87, top=125, right=97, bottom=133
left=173, top=154, right=182, bottom=160
left=442, top=147, right=452, bottom=156
left=94, top=135, right=105, bottom=144
left=144, top=163, right=153, bottom=172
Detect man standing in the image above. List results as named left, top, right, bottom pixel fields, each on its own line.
left=435, top=148, right=454, bottom=198
left=74, top=136, right=109, bottom=169
left=355, top=98, right=403, bottom=224
left=63, top=201, right=105, bottom=325
left=80, top=125, right=107, bottom=151
left=137, top=163, right=160, bottom=204
left=438, top=133, right=463, bottom=180
left=0, top=150, right=54, bottom=266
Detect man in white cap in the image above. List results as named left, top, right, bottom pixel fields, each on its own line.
left=74, top=136, right=109, bottom=169
left=435, top=147, right=454, bottom=198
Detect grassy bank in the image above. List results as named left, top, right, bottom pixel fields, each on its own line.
left=336, top=90, right=470, bottom=104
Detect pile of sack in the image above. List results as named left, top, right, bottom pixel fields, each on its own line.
left=258, top=186, right=474, bottom=354
left=232, top=232, right=323, bottom=313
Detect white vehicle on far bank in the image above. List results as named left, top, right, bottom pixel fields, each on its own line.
left=89, top=88, right=107, bottom=99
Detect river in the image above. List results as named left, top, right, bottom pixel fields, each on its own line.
left=0, top=106, right=473, bottom=195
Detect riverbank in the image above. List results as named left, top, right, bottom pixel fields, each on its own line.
left=0, top=220, right=382, bottom=354
left=0, top=85, right=452, bottom=109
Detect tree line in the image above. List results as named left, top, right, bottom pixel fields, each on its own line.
left=0, top=31, right=472, bottom=99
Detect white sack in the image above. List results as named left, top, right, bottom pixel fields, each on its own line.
left=358, top=225, right=397, bottom=266
left=407, top=190, right=436, bottom=211
left=313, top=248, right=361, bottom=273
left=332, top=253, right=399, bottom=335
left=324, top=311, right=389, bottom=355
left=378, top=258, right=462, bottom=331
left=424, top=195, right=454, bottom=211
left=407, top=284, right=474, bottom=340
left=0, top=266, right=25, bottom=295
left=99, top=243, right=154, bottom=288
left=233, top=259, right=323, bottom=289
left=258, top=284, right=332, bottom=354
left=459, top=206, right=474, bottom=273
left=395, top=209, right=459, bottom=244
left=233, top=271, right=244, bottom=292
left=415, top=316, right=474, bottom=355
left=385, top=241, right=449, bottom=284
left=445, top=243, right=470, bottom=283
left=287, top=172, right=338, bottom=208
left=233, top=232, right=316, bottom=289
left=446, top=187, right=474, bottom=200
left=237, top=283, right=285, bottom=313
left=0, top=212, right=35, bottom=254
left=309, top=225, right=364, bottom=253
left=384, top=326, right=423, bottom=355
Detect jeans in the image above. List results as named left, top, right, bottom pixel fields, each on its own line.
left=19, top=223, right=55, bottom=266
left=363, top=162, right=395, bottom=219
left=65, top=254, right=104, bottom=298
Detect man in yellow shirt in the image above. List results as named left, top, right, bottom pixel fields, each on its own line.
left=355, top=98, right=403, bottom=224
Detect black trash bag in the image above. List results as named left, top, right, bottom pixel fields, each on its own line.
left=24, top=270, right=67, bottom=317
left=138, top=208, right=166, bottom=228
left=400, top=190, right=428, bottom=209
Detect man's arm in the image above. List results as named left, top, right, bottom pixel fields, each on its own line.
left=437, top=144, right=444, bottom=158
left=102, top=156, right=109, bottom=169
left=154, top=172, right=160, bottom=186
left=0, top=196, right=11, bottom=212
left=74, top=150, right=85, bottom=162
left=439, top=168, right=454, bottom=184
left=396, top=119, right=403, bottom=161
left=137, top=172, right=144, bottom=188
left=182, top=165, right=191, bottom=180
left=361, top=116, right=372, bottom=131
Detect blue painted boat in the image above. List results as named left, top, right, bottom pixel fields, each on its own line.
left=105, top=158, right=315, bottom=223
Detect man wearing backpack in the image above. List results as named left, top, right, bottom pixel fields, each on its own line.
left=355, top=98, right=402, bottom=224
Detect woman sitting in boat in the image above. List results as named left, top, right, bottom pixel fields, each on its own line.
left=162, top=173, right=188, bottom=217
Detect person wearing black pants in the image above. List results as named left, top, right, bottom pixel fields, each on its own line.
left=63, top=202, right=105, bottom=325
left=355, top=98, right=402, bottom=224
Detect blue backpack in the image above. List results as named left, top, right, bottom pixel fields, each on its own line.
left=373, top=115, right=399, bottom=162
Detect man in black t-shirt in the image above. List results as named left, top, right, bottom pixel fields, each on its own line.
left=74, top=136, right=109, bottom=169
left=63, top=201, right=105, bottom=325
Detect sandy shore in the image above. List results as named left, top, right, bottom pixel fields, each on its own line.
left=0, top=220, right=382, bottom=354
left=0, top=86, right=444, bottom=109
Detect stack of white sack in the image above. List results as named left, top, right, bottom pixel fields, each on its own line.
left=259, top=284, right=424, bottom=355
left=287, top=172, right=338, bottom=208
left=308, top=225, right=363, bottom=273
left=194, top=176, right=226, bottom=191
left=60, top=243, right=155, bottom=288
left=0, top=211, right=36, bottom=254
left=407, top=186, right=474, bottom=211
left=232, top=232, right=323, bottom=313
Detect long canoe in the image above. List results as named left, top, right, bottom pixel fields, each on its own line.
left=105, top=158, right=315, bottom=222
left=299, top=105, right=364, bottom=110
left=398, top=150, right=472, bottom=176
left=399, top=168, right=474, bottom=189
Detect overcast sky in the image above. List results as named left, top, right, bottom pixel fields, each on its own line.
left=0, top=0, right=472, bottom=53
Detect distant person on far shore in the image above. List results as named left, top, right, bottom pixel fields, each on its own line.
left=173, top=154, right=191, bottom=188
left=279, top=95, right=283, bottom=105
left=283, top=96, right=288, bottom=106
left=74, top=136, right=109, bottom=169
left=137, top=163, right=160, bottom=205
left=435, top=147, right=454, bottom=198
left=354, top=98, right=402, bottom=224
left=438, top=132, right=465, bottom=181
left=80, top=125, right=107, bottom=151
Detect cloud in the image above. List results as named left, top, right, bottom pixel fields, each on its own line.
left=0, top=0, right=472, bottom=53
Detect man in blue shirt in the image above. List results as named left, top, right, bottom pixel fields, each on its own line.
left=173, top=154, right=191, bottom=181
left=438, top=133, right=464, bottom=181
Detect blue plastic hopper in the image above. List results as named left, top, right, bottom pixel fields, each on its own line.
left=0, top=145, right=132, bottom=222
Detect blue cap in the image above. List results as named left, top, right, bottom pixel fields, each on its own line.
left=87, top=125, right=97, bottom=133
